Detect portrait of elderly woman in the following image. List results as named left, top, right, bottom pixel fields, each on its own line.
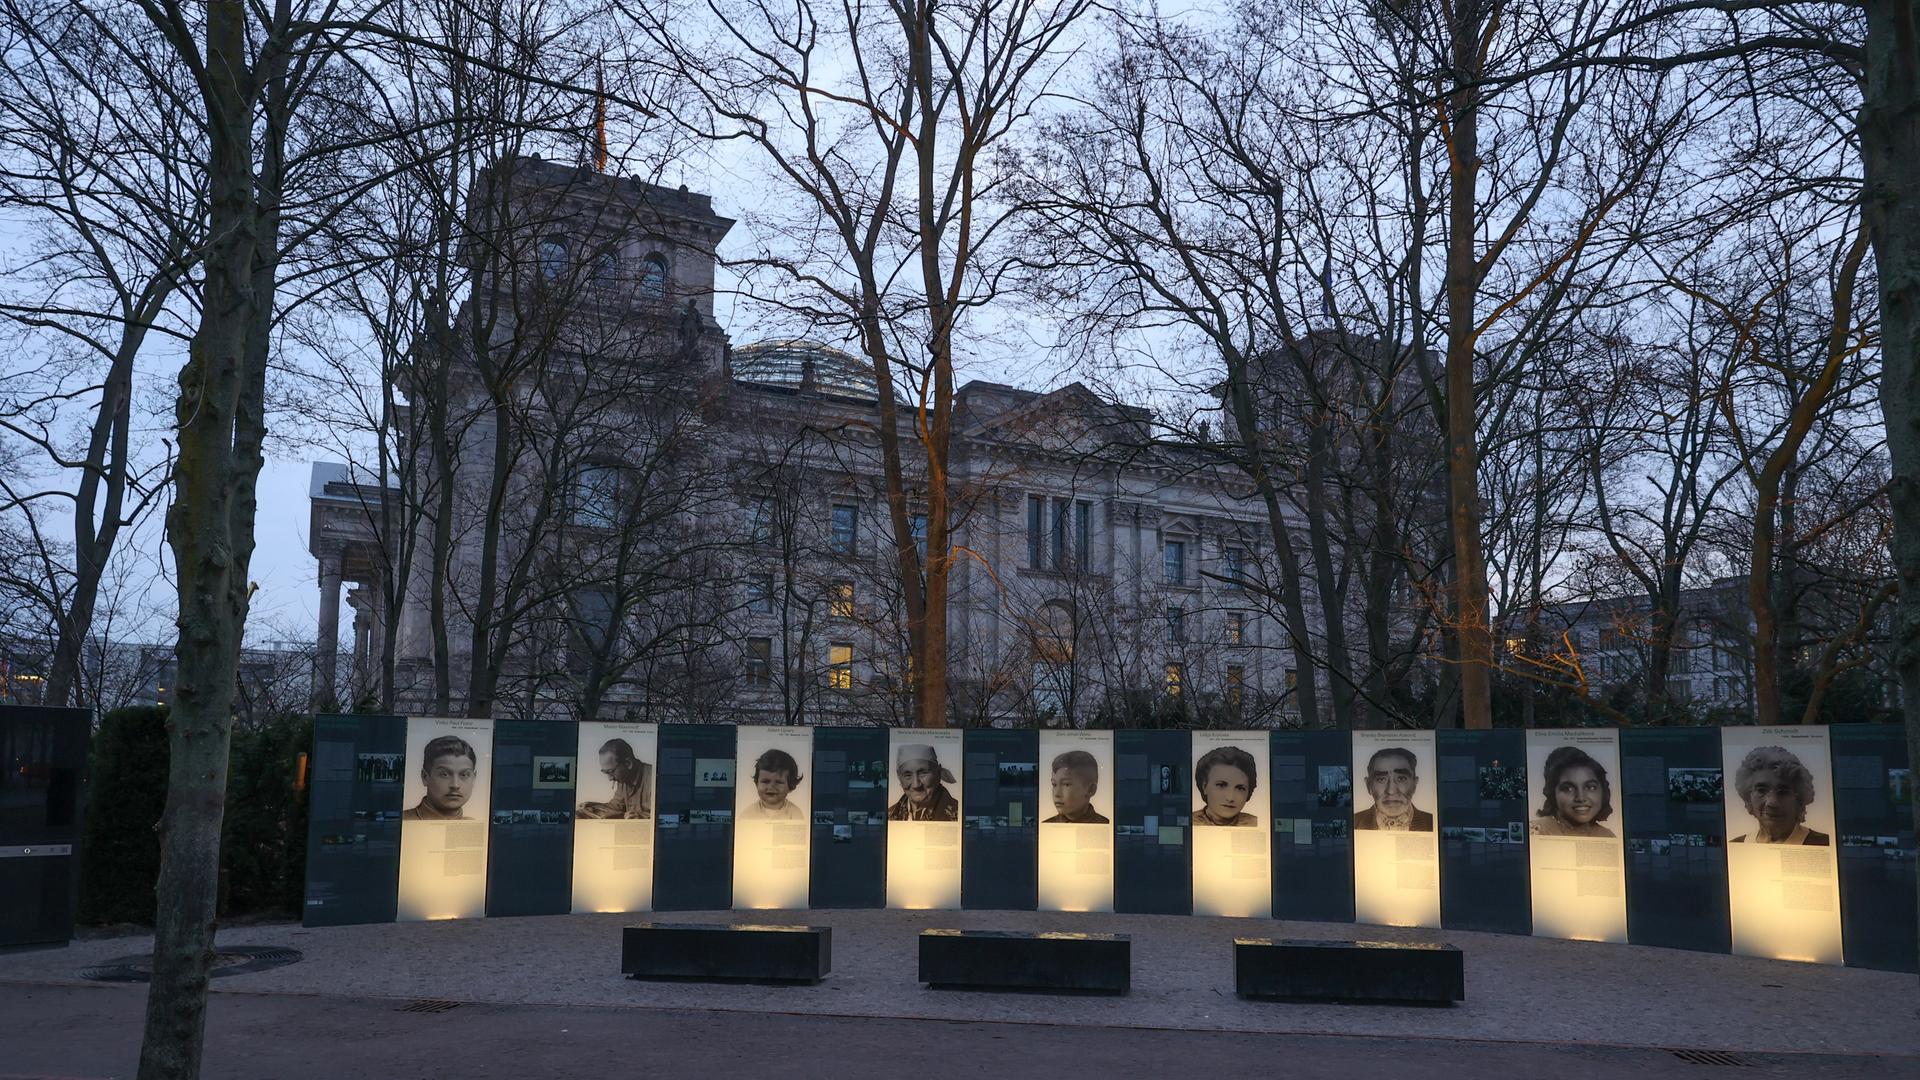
left=1194, top=745, right=1260, bottom=827
left=1731, top=746, right=1831, bottom=846
left=1530, top=746, right=1616, bottom=838
left=887, top=743, right=960, bottom=822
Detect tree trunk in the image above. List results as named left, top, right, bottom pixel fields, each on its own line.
left=1305, top=408, right=1358, bottom=727
left=1857, top=0, right=1920, bottom=988
left=138, top=2, right=274, bottom=1072
left=1444, top=0, right=1494, bottom=730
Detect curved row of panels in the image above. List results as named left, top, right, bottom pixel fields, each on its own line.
left=303, top=718, right=1916, bottom=971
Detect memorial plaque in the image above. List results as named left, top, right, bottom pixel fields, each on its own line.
left=1620, top=726, right=1730, bottom=954
left=1437, top=729, right=1529, bottom=935
left=486, top=719, right=577, bottom=917
left=1831, top=723, right=1917, bottom=972
left=0, top=705, right=90, bottom=946
left=1113, top=730, right=1191, bottom=915
left=1269, top=729, right=1355, bottom=922
left=654, top=724, right=734, bottom=911
left=1352, top=729, right=1441, bottom=928
left=960, top=728, right=1037, bottom=911
left=809, top=726, right=887, bottom=909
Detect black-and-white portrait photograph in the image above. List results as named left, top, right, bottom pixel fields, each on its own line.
left=1043, top=749, right=1110, bottom=824
left=1352, top=744, right=1433, bottom=832
left=1728, top=745, right=1831, bottom=845
left=1192, top=743, right=1260, bottom=827
left=887, top=741, right=960, bottom=821
left=578, top=737, right=652, bottom=819
left=402, top=730, right=484, bottom=822
left=1530, top=744, right=1617, bottom=838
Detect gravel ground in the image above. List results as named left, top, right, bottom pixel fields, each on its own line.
left=4, top=908, right=1914, bottom=1057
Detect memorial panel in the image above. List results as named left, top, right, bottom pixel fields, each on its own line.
left=1037, top=729, right=1114, bottom=913
left=1351, top=729, right=1440, bottom=927
left=654, top=723, right=735, bottom=911
left=571, top=721, right=659, bottom=913
left=1190, top=731, right=1270, bottom=917
left=1831, top=723, right=1917, bottom=972
left=397, top=717, right=494, bottom=921
left=733, top=725, right=813, bottom=909
left=303, top=713, right=406, bottom=927
left=808, top=726, right=888, bottom=909
left=960, top=728, right=1037, bottom=910
left=0, top=705, right=90, bottom=946
left=1438, top=728, right=1529, bottom=935
left=1269, top=730, right=1355, bottom=923
left=1524, top=728, right=1625, bottom=942
left=887, top=728, right=965, bottom=909
left=486, top=719, right=577, bottom=917
left=1722, top=725, right=1843, bottom=964
left=1113, top=730, right=1192, bottom=915
left=1619, top=726, right=1730, bottom=954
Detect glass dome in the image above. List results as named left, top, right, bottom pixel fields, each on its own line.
left=732, top=339, right=885, bottom=401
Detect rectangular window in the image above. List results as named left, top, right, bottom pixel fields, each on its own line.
left=569, top=589, right=615, bottom=676
left=569, top=463, right=620, bottom=528
left=1226, top=612, right=1246, bottom=646
left=831, top=503, right=857, bottom=555
left=746, top=497, right=773, bottom=543
left=1223, top=548, right=1244, bottom=590
left=1165, top=605, right=1186, bottom=644
left=1284, top=668, right=1298, bottom=693
left=1164, top=662, right=1185, bottom=697
left=1225, top=664, right=1245, bottom=707
left=746, top=573, right=773, bottom=614
left=830, top=580, right=856, bottom=619
left=1164, top=539, right=1186, bottom=585
left=745, top=637, right=772, bottom=686
left=1074, top=501, right=1092, bottom=568
left=1050, top=497, right=1068, bottom=569
left=1027, top=495, right=1045, bottom=568
left=910, top=513, right=928, bottom=561
left=828, top=643, right=854, bottom=690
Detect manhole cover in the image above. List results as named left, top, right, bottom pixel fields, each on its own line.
left=1666, top=1048, right=1754, bottom=1067
left=80, top=946, right=303, bottom=983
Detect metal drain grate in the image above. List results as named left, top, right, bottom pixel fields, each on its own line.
left=1667, top=1048, right=1754, bottom=1067
left=398, top=999, right=464, bottom=1014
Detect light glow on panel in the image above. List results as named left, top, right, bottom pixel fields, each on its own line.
left=1722, top=726, right=1843, bottom=966
left=1526, top=728, right=1628, bottom=944
left=1037, top=729, right=1115, bottom=913
left=570, top=721, right=658, bottom=915
left=397, top=717, right=495, bottom=922
left=1190, top=731, right=1270, bottom=918
left=1351, top=729, right=1440, bottom=929
left=733, top=725, right=813, bottom=910
left=885, top=728, right=964, bottom=910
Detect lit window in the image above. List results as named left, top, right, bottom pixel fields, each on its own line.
left=1164, top=539, right=1186, bottom=585
left=1226, top=612, right=1246, bottom=646
left=1164, top=662, right=1185, bottom=697
left=539, top=235, right=569, bottom=280
left=831, top=503, right=857, bottom=554
left=828, top=643, right=854, bottom=690
left=569, top=463, right=620, bottom=527
left=830, top=580, right=856, bottom=618
left=639, top=252, right=669, bottom=299
left=745, top=638, right=773, bottom=686
left=1225, top=664, right=1245, bottom=707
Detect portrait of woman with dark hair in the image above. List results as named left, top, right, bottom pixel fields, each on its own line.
left=1194, top=745, right=1259, bottom=827
left=1731, top=745, right=1830, bottom=845
left=1530, top=745, right=1616, bottom=838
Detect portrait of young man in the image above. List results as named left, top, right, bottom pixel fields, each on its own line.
left=578, top=738, right=653, bottom=820
left=403, top=735, right=479, bottom=821
left=1044, top=750, right=1109, bottom=824
left=1353, top=746, right=1433, bottom=832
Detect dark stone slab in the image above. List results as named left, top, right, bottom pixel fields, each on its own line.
left=918, top=929, right=1129, bottom=993
left=622, top=922, right=830, bottom=984
left=1234, top=938, right=1463, bottom=1004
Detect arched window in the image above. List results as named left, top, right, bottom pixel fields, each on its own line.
left=538, top=235, right=570, bottom=281
left=638, top=252, right=669, bottom=299
left=591, top=249, right=619, bottom=288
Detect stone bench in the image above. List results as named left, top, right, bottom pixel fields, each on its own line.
left=918, top=929, right=1129, bottom=993
left=1234, top=937, right=1463, bottom=1004
left=622, top=922, right=830, bottom=984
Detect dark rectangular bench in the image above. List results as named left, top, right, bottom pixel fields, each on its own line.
left=1235, top=937, right=1462, bottom=1003
left=622, top=922, right=830, bottom=984
left=918, top=929, right=1129, bottom=993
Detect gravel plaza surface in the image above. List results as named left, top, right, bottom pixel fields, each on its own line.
left=4, top=907, right=1916, bottom=1062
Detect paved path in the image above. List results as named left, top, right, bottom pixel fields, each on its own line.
left=1, top=982, right=1914, bottom=1080
left=3, top=907, right=1917, bottom=1077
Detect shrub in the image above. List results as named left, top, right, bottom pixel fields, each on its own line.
left=77, top=705, right=170, bottom=925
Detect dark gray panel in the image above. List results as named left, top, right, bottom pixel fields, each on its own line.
left=1437, top=729, right=1530, bottom=934
left=1269, top=729, right=1354, bottom=922
left=0, top=705, right=89, bottom=946
left=302, top=714, right=407, bottom=927
left=1113, top=730, right=1191, bottom=915
left=961, top=729, right=1038, bottom=910
left=1619, top=726, right=1730, bottom=954
left=485, top=720, right=578, bottom=917
left=1831, top=722, right=1916, bottom=973
left=654, top=724, right=735, bottom=911
left=809, top=726, right=888, bottom=908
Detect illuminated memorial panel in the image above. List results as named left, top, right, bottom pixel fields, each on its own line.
left=1190, top=731, right=1271, bottom=918
left=397, top=717, right=494, bottom=921
left=570, top=721, right=658, bottom=914
left=1037, top=729, right=1114, bottom=913
left=733, top=725, right=814, bottom=909
left=886, top=728, right=964, bottom=909
left=1351, top=729, right=1440, bottom=928
left=1722, top=725, right=1843, bottom=964
left=1526, top=728, right=1627, bottom=943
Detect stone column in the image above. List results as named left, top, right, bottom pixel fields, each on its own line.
left=316, top=555, right=342, bottom=704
